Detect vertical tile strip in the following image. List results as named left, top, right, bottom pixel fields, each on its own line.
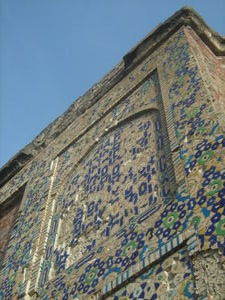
left=27, top=158, right=59, bottom=296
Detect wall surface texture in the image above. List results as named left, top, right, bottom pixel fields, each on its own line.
left=0, top=7, right=225, bottom=300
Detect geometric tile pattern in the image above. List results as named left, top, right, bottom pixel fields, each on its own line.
left=102, top=232, right=185, bottom=296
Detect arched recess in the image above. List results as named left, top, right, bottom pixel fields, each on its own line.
left=33, top=69, right=184, bottom=294
left=37, top=104, right=177, bottom=287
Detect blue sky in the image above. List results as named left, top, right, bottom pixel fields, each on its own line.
left=1, top=0, right=225, bottom=167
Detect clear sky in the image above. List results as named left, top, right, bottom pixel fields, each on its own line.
left=0, top=0, right=225, bottom=167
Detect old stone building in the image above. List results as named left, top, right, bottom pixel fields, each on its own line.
left=1, top=6, right=225, bottom=299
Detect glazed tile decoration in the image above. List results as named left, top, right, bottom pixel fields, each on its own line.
left=0, top=7, right=225, bottom=300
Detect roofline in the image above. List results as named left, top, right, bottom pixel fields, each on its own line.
left=123, top=6, right=225, bottom=68
left=0, top=6, right=224, bottom=188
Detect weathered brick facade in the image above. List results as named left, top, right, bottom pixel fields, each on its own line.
left=0, top=201, right=21, bottom=268
left=0, top=7, right=225, bottom=299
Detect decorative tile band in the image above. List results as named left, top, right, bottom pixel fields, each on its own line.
left=186, top=233, right=199, bottom=255
left=102, top=232, right=186, bottom=295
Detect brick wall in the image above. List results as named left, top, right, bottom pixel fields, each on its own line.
left=0, top=202, right=21, bottom=268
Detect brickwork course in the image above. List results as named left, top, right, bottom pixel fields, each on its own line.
left=0, top=6, right=225, bottom=300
